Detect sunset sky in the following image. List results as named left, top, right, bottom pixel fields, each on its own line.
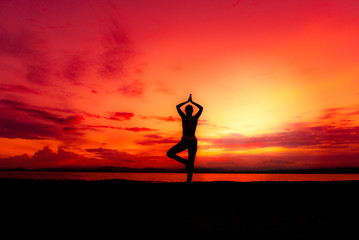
left=1, top=0, right=359, bottom=171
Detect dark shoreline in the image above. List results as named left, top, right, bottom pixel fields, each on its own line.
left=2, top=179, right=359, bottom=238
left=3, top=166, right=359, bottom=173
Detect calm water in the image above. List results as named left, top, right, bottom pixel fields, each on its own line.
left=1, top=171, right=359, bottom=182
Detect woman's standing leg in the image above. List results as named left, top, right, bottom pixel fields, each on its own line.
left=186, top=140, right=198, bottom=183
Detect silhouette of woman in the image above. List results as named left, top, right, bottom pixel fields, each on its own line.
left=167, top=94, right=203, bottom=183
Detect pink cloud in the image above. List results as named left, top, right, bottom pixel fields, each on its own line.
left=204, top=124, right=359, bottom=150
left=124, top=127, right=156, bottom=132
left=25, top=64, right=49, bottom=84
left=151, top=116, right=181, bottom=122
left=0, top=18, right=140, bottom=91
left=118, top=79, right=145, bottom=96
left=0, top=99, right=86, bottom=139
left=0, top=117, right=60, bottom=139
left=0, top=28, right=39, bottom=57
left=0, top=98, right=155, bottom=141
left=86, top=148, right=135, bottom=162
left=97, top=19, right=133, bottom=79
left=0, top=28, right=53, bottom=85
left=204, top=105, right=359, bottom=151
left=0, top=84, right=40, bottom=95
left=106, top=112, right=134, bottom=121
left=84, top=125, right=122, bottom=130
left=0, top=99, right=84, bottom=125
left=62, top=55, right=87, bottom=84
left=0, top=146, right=140, bottom=169
left=0, top=146, right=88, bottom=168
left=135, top=134, right=178, bottom=145
left=82, top=125, right=156, bottom=132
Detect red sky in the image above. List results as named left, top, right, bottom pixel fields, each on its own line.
left=1, top=0, right=359, bottom=171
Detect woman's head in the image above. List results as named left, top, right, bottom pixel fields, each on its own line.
left=185, top=105, right=193, bottom=115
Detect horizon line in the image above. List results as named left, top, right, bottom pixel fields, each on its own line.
left=2, top=166, right=359, bottom=174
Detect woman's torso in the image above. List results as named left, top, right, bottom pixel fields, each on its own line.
left=182, top=116, right=198, bottom=140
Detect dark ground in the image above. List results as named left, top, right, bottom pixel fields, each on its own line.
left=2, top=179, right=359, bottom=239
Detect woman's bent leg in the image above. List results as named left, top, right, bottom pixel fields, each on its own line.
left=167, top=141, right=188, bottom=165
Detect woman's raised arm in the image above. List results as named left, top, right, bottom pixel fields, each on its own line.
left=176, top=99, right=189, bottom=118
left=190, top=97, right=203, bottom=118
